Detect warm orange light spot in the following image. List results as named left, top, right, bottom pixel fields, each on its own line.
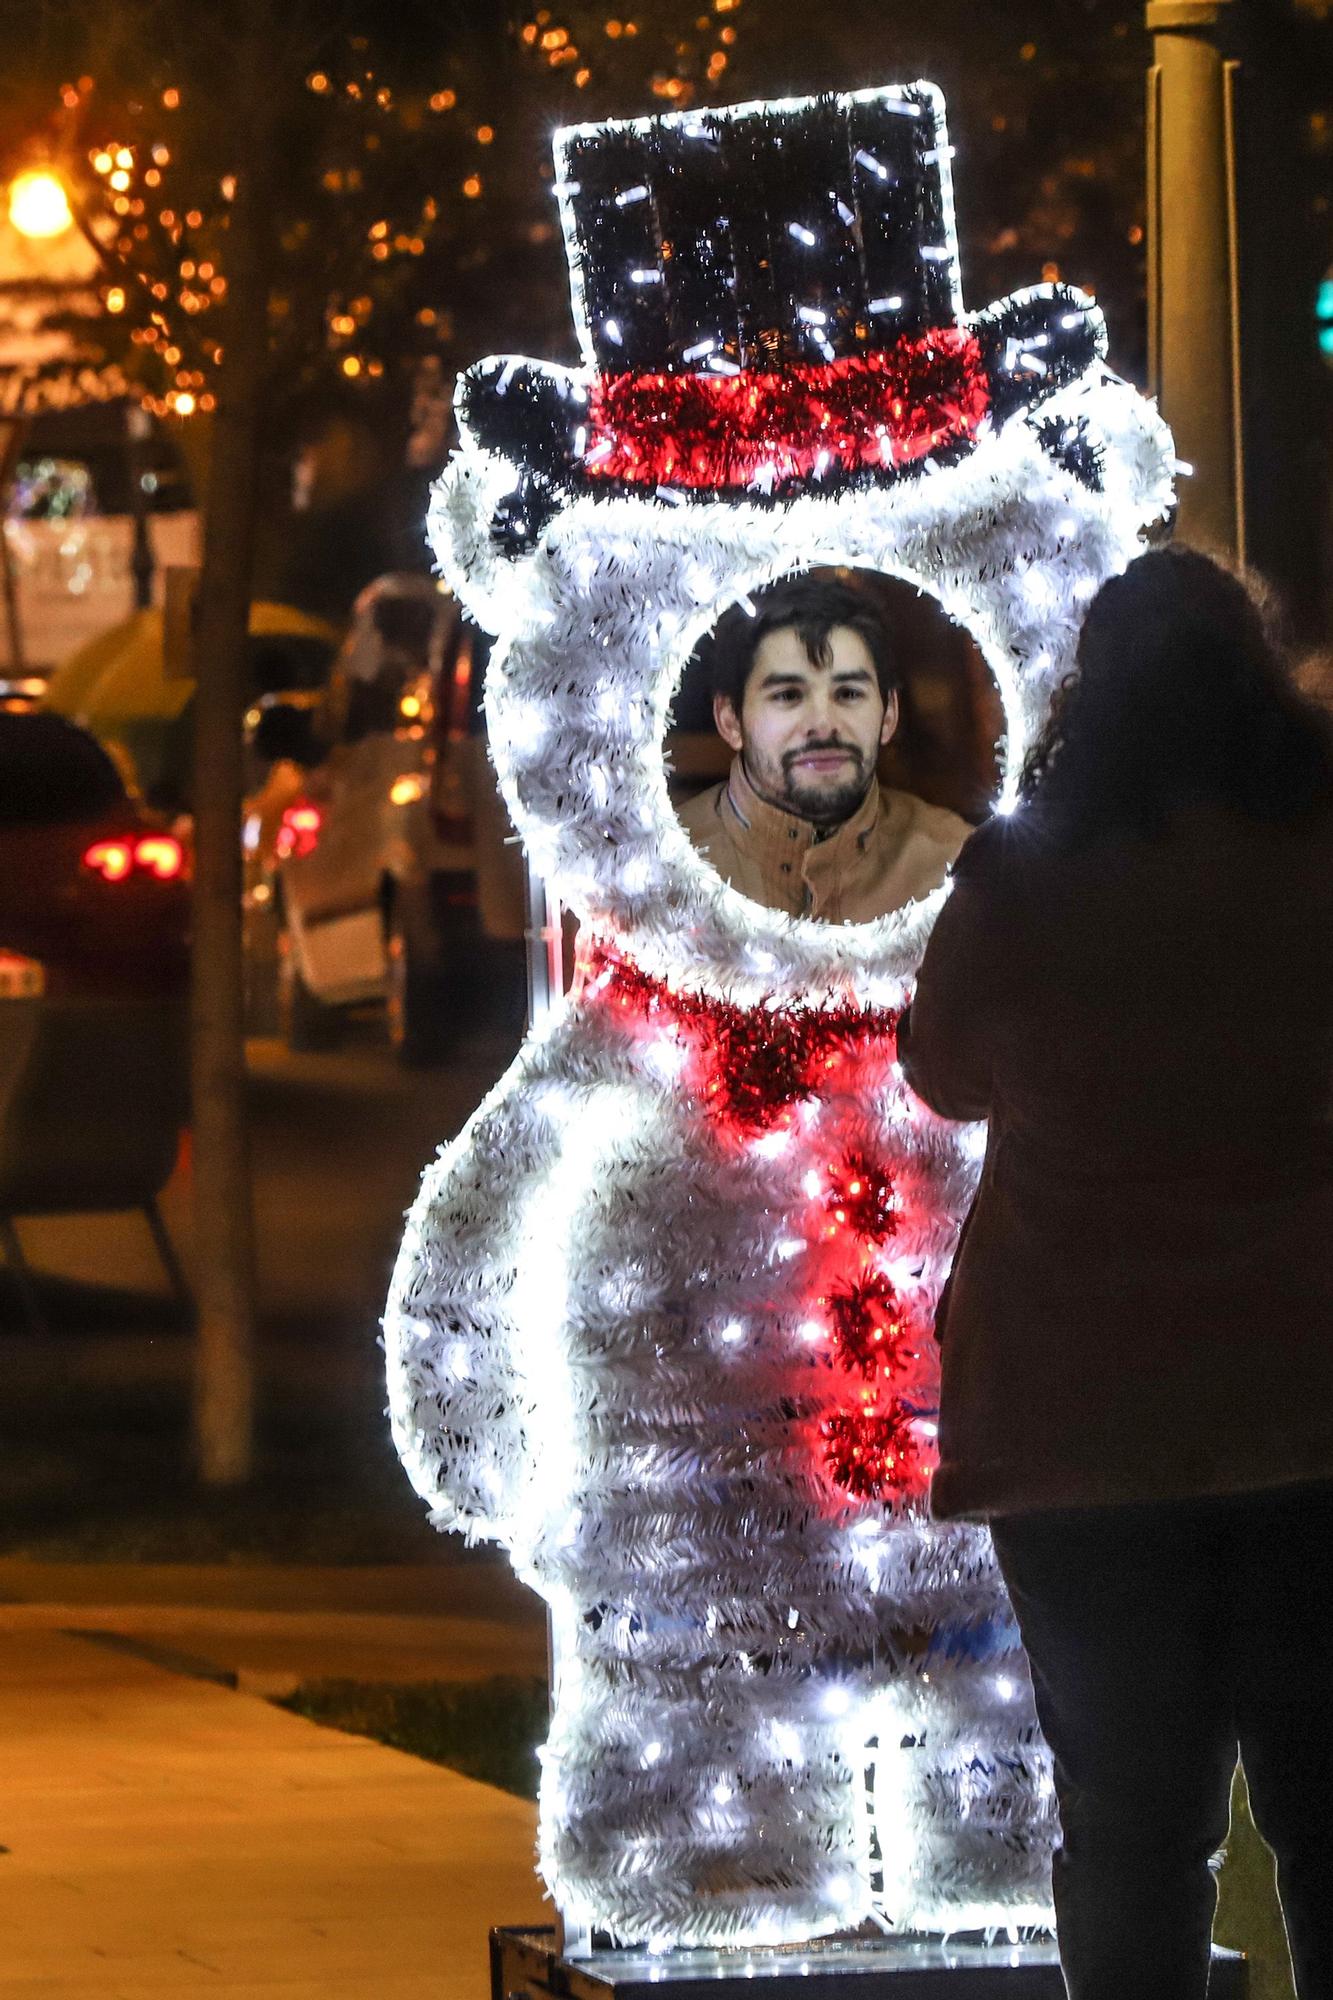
left=134, top=835, right=184, bottom=879
left=430, top=88, right=458, bottom=110
left=162, top=87, right=181, bottom=108
left=462, top=174, right=482, bottom=198
left=342, top=355, right=363, bottom=377
left=106, top=285, right=126, bottom=313
left=476, top=124, right=494, bottom=143
left=9, top=170, right=74, bottom=238
left=92, top=150, right=113, bottom=175
left=83, top=839, right=133, bottom=881
left=172, top=391, right=197, bottom=415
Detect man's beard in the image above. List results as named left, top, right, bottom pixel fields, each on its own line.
left=746, top=739, right=874, bottom=827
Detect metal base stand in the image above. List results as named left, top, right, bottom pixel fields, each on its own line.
left=491, top=1927, right=1248, bottom=1999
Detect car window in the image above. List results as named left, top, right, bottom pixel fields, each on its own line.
left=0, top=713, right=127, bottom=827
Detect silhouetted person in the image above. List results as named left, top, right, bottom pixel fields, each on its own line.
left=900, top=546, right=1333, bottom=2000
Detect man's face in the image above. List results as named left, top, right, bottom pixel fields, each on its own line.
left=714, top=623, right=899, bottom=826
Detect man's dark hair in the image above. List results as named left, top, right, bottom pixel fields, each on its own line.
left=711, top=575, right=899, bottom=711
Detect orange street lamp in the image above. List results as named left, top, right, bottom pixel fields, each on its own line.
left=8, top=168, right=74, bottom=239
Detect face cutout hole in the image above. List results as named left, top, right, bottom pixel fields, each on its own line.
left=667, top=567, right=1004, bottom=925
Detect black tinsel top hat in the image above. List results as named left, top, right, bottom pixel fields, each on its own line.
left=460, top=83, right=1106, bottom=541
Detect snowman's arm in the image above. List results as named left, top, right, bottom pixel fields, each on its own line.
left=383, top=1078, right=556, bottom=1549
left=898, top=829, right=1010, bottom=1124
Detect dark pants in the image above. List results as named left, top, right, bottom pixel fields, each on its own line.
left=991, top=1481, right=1333, bottom=2000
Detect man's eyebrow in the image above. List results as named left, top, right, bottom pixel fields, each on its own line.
left=755, top=667, right=813, bottom=689
left=754, top=662, right=877, bottom=689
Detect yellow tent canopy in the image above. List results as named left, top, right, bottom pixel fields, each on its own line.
left=45, top=601, right=343, bottom=730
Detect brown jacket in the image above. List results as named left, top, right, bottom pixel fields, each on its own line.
left=678, top=758, right=969, bottom=923
left=899, top=805, right=1333, bottom=1522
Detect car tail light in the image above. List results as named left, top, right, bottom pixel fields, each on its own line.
left=275, top=800, right=323, bottom=861
left=133, top=835, right=185, bottom=879
left=82, top=835, right=186, bottom=883
left=83, top=839, right=134, bottom=882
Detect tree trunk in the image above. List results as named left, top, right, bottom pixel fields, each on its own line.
left=190, top=41, right=275, bottom=1485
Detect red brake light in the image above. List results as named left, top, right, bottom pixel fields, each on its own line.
left=82, top=834, right=186, bottom=883
left=275, top=801, right=323, bottom=861
left=83, top=839, right=134, bottom=882
left=134, top=835, right=185, bottom=880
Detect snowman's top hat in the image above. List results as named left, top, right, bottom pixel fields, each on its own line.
left=460, top=83, right=1106, bottom=538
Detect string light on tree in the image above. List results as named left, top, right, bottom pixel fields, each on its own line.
left=386, top=80, right=1176, bottom=1950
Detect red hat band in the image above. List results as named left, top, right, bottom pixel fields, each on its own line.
left=582, top=329, right=990, bottom=494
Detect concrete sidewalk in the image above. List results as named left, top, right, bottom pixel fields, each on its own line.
left=0, top=1611, right=548, bottom=1998
left=0, top=1563, right=548, bottom=1697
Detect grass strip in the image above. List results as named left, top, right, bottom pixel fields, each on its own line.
left=278, top=1674, right=547, bottom=1800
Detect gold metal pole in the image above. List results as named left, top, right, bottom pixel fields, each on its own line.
left=1145, top=0, right=1246, bottom=563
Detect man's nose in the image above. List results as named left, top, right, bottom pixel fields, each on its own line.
left=803, top=689, right=839, bottom=734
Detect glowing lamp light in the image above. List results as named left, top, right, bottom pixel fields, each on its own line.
left=8, top=169, right=72, bottom=239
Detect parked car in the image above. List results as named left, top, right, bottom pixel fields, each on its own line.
left=245, top=574, right=525, bottom=1064
left=0, top=710, right=189, bottom=998
left=43, top=599, right=341, bottom=812
left=0, top=712, right=191, bottom=1327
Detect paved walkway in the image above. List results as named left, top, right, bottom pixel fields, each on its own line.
left=0, top=1579, right=549, bottom=1998
left=0, top=1563, right=548, bottom=1697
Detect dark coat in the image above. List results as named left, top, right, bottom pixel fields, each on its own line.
left=897, top=804, right=1333, bottom=1522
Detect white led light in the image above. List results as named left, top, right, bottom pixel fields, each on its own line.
left=854, top=149, right=890, bottom=180
left=821, top=1684, right=852, bottom=1717
left=797, top=305, right=829, bottom=325
left=616, top=184, right=649, bottom=206
left=683, top=337, right=716, bottom=362
left=787, top=222, right=818, bottom=247
left=630, top=267, right=663, bottom=285
left=603, top=317, right=623, bottom=345
left=868, top=294, right=904, bottom=314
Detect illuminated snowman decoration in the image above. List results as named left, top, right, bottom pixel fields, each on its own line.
left=386, top=84, right=1175, bottom=1950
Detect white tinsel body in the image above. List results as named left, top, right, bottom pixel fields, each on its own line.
left=386, top=372, right=1176, bottom=1947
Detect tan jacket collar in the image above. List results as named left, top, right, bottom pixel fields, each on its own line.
left=722, top=755, right=882, bottom=858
